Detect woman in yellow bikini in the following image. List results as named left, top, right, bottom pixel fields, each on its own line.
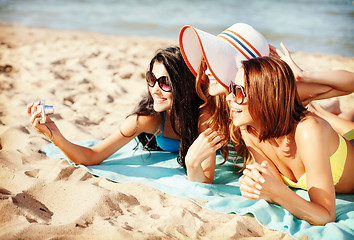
left=227, top=56, right=354, bottom=225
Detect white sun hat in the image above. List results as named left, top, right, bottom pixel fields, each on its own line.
left=179, top=23, right=269, bottom=88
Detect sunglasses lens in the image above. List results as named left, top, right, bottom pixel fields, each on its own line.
left=234, top=87, right=244, bottom=104
left=158, top=77, right=171, bottom=92
left=146, top=72, right=156, bottom=87
left=147, top=71, right=171, bottom=92
left=230, top=85, right=245, bottom=104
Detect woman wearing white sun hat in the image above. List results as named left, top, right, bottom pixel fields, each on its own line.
left=177, top=23, right=270, bottom=183
left=179, top=23, right=269, bottom=95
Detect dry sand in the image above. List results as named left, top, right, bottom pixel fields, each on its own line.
left=0, top=26, right=353, bottom=239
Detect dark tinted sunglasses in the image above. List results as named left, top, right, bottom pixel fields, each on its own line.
left=146, top=71, right=171, bottom=92
left=229, top=81, right=247, bottom=105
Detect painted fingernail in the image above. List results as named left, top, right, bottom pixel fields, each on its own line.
left=254, top=190, right=260, bottom=195
left=256, top=184, right=262, bottom=190
left=259, top=177, right=265, bottom=183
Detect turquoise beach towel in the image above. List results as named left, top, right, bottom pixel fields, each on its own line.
left=43, top=139, right=354, bottom=240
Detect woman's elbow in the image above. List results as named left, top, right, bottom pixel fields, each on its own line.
left=72, top=153, right=100, bottom=166
left=308, top=212, right=336, bottom=226
left=204, top=178, right=214, bottom=184
left=70, top=158, right=91, bottom=166
left=185, top=160, right=199, bottom=170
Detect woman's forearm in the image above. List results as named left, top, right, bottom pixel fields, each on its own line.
left=272, top=184, right=336, bottom=225
left=300, top=70, right=354, bottom=93
left=186, top=163, right=211, bottom=183
left=185, top=152, right=216, bottom=184
left=53, top=132, right=99, bottom=166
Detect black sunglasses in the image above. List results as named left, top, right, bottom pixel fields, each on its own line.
left=229, top=81, right=247, bottom=105
left=146, top=71, right=171, bottom=92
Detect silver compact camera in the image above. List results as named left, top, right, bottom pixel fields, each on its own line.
left=37, top=100, right=54, bottom=124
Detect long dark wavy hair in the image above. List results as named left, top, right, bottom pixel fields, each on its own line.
left=127, top=46, right=202, bottom=167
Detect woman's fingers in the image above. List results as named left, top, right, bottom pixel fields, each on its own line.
left=215, top=141, right=224, bottom=150
left=30, top=108, right=42, bottom=125
left=207, top=129, right=224, bottom=142
left=269, top=44, right=280, bottom=58
left=31, top=113, right=44, bottom=130
left=260, top=161, right=273, bottom=175
left=280, top=42, right=290, bottom=55
left=204, top=128, right=218, bottom=138
left=240, top=186, right=260, bottom=199
left=31, top=116, right=43, bottom=133
left=245, top=166, right=265, bottom=185
left=26, top=101, right=57, bottom=142
left=210, top=134, right=223, bottom=144
left=201, top=128, right=213, bottom=136
left=240, top=173, right=262, bottom=190
left=30, top=101, right=41, bottom=115
left=239, top=176, right=260, bottom=199
left=242, top=169, right=263, bottom=190
left=246, top=162, right=267, bottom=173
left=26, top=102, right=35, bottom=116
left=200, top=128, right=225, bottom=149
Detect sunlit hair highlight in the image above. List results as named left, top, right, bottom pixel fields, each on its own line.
left=194, top=58, right=230, bottom=164
left=243, top=56, right=307, bottom=141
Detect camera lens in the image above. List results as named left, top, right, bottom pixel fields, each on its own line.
left=44, top=105, right=54, bottom=115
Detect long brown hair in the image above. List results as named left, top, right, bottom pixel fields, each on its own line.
left=243, top=56, right=307, bottom=141
left=230, top=56, right=307, bottom=169
left=195, top=58, right=230, bottom=164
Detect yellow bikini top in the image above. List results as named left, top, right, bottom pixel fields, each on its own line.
left=281, top=134, right=347, bottom=190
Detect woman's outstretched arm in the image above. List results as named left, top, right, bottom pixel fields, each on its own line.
left=299, top=70, right=354, bottom=93
left=271, top=43, right=354, bottom=104
left=27, top=100, right=158, bottom=166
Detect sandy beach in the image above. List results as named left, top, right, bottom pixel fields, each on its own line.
left=0, top=26, right=353, bottom=239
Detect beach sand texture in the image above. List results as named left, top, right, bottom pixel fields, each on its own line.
left=0, top=26, right=353, bottom=239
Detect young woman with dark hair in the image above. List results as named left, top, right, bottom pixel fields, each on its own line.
left=26, top=46, right=220, bottom=182
left=128, top=46, right=204, bottom=157
left=227, top=56, right=354, bottom=225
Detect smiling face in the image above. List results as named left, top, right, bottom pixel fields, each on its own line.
left=205, top=66, right=228, bottom=96
left=226, top=67, right=255, bottom=128
left=148, top=61, right=173, bottom=112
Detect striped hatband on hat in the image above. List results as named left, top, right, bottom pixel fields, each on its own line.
left=218, top=29, right=263, bottom=60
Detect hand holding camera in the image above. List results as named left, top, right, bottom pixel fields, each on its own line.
left=37, top=100, right=54, bottom=124
left=27, top=100, right=57, bottom=142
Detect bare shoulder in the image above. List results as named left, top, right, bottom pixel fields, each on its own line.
left=295, top=114, right=338, bottom=157
left=295, top=113, right=332, bottom=142
left=122, top=114, right=162, bottom=135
